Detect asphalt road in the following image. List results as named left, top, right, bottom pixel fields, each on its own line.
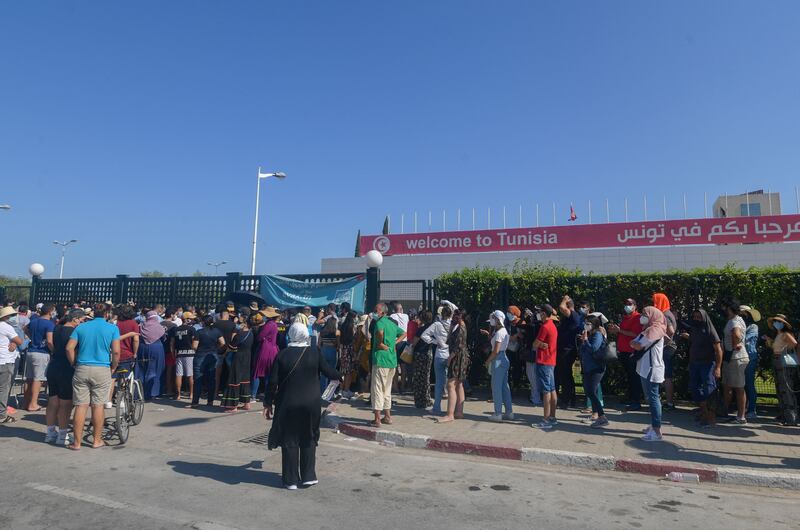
left=0, top=401, right=796, bottom=530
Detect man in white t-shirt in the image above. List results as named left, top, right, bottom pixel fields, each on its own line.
left=0, top=307, right=25, bottom=423
left=721, top=299, right=748, bottom=424
left=389, top=302, right=410, bottom=392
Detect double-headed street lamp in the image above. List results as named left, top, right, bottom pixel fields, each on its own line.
left=250, top=167, right=287, bottom=275
left=53, top=239, right=78, bottom=279
left=0, top=204, right=10, bottom=210
left=207, top=260, right=228, bottom=275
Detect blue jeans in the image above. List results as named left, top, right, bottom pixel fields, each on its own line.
left=640, top=376, right=662, bottom=429
left=251, top=376, right=267, bottom=399
left=433, top=356, right=448, bottom=413
left=584, top=374, right=604, bottom=410
left=192, top=352, right=217, bottom=406
left=320, top=345, right=338, bottom=393
left=745, top=355, right=758, bottom=414
left=490, top=352, right=513, bottom=416
left=583, top=369, right=605, bottom=416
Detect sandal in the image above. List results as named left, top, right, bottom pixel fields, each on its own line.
left=0, top=416, right=17, bottom=424
left=368, top=421, right=382, bottom=428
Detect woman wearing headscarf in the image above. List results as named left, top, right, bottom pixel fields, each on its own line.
left=437, top=310, right=470, bottom=423
left=740, top=306, right=761, bottom=420
left=221, top=311, right=255, bottom=412
left=264, top=322, right=341, bottom=490
left=138, top=310, right=165, bottom=400
left=652, top=293, right=677, bottom=410
left=252, top=308, right=280, bottom=401
left=630, top=306, right=667, bottom=441
left=679, top=309, right=723, bottom=427
left=765, top=314, right=799, bottom=426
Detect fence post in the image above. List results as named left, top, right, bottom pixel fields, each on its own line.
left=365, top=267, right=380, bottom=311
left=29, top=276, right=39, bottom=305
left=226, top=272, right=242, bottom=298
left=115, top=275, right=129, bottom=304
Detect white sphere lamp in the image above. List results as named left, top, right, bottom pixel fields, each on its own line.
left=365, top=250, right=383, bottom=268
left=29, top=263, right=45, bottom=277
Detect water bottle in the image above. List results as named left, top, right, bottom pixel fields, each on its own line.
left=666, top=472, right=700, bottom=483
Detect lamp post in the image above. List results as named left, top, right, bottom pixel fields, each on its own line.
left=0, top=204, right=10, bottom=210
left=207, top=260, right=228, bottom=275
left=53, top=239, right=78, bottom=279
left=250, top=167, right=287, bottom=275
left=364, top=250, right=383, bottom=312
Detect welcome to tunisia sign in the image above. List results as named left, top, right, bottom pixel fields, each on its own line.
left=359, top=214, right=800, bottom=257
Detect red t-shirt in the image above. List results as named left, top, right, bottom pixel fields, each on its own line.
left=117, top=319, right=139, bottom=361
left=617, top=312, right=643, bottom=353
left=535, top=319, right=558, bottom=366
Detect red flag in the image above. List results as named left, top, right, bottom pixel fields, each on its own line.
left=568, top=204, right=577, bottom=222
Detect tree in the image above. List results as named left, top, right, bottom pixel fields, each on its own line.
left=191, top=270, right=204, bottom=277
left=140, top=270, right=165, bottom=278
left=354, top=230, right=361, bottom=257
left=382, top=216, right=390, bottom=235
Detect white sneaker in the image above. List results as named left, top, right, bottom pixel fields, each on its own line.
left=488, top=414, right=503, bottom=422
left=56, top=432, right=73, bottom=446
left=502, top=413, right=515, bottom=421
left=302, top=480, right=319, bottom=487
left=45, top=429, right=58, bottom=443
left=642, top=430, right=663, bottom=442
left=285, top=485, right=298, bottom=491
left=104, top=402, right=113, bottom=410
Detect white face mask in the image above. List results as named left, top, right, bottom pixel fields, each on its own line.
left=584, top=324, right=593, bottom=332
left=579, top=307, right=588, bottom=315
left=624, top=305, right=634, bottom=315
left=506, top=312, right=516, bottom=322
left=640, top=316, right=649, bottom=326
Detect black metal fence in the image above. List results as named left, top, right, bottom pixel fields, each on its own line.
left=28, top=272, right=361, bottom=310
left=377, top=279, right=438, bottom=313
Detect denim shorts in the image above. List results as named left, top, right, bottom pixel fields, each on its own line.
left=689, top=362, right=716, bottom=403
left=536, top=364, right=556, bottom=393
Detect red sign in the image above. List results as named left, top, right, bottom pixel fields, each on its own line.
left=359, top=214, right=800, bottom=256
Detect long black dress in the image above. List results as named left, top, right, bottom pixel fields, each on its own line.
left=265, top=345, right=340, bottom=486
left=221, top=329, right=254, bottom=409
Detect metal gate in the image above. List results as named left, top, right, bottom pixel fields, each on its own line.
left=377, top=279, right=437, bottom=313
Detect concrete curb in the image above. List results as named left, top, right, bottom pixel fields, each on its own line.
left=330, top=421, right=800, bottom=490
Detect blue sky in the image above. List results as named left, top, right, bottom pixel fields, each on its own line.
left=2, top=1, right=800, bottom=278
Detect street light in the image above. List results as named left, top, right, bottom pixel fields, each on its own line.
left=251, top=166, right=287, bottom=275
left=207, top=260, right=228, bottom=275
left=0, top=204, right=10, bottom=210
left=53, top=239, right=78, bottom=279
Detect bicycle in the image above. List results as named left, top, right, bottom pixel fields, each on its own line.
left=111, top=361, right=145, bottom=443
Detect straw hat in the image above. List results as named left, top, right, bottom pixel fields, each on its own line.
left=182, top=311, right=197, bottom=321
left=768, top=314, right=792, bottom=330
left=739, top=305, right=761, bottom=323
left=0, top=306, right=18, bottom=320
left=260, top=306, right=280, bottom=319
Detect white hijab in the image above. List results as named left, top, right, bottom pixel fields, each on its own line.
left=287, top=321, right=310, bottom=347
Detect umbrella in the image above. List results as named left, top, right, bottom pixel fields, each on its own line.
left=228, top=291, right=267, bottom=309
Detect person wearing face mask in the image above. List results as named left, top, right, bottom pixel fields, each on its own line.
left=421, top=304, right=454, bottom=415
left=533, top=304, right=559, bottom=429
left=484, top=310, right=513, bottom=422
left=222, top=310, right=255, bottom=412
left=739, top=305, right=761, bottom=420
left=252, top=307, right=281, bottom=401
left=522, top=308, right=543, bottom=406
left=504, top=305, right=525, bottom=393
left=23, top=304, right=56, bottom=412
left=580, top=315, right=609, bottom=428
left=0, top=307, right=25, bottom=424
left=556, top=296, right=588, bottom=408
left=679, top=309, right=723, bottom=427
left=720, top=299, right=748, bottom=424
left=652, top=293, right=678, bottom=411
left=610, top=299, right=645, bottom=411
left=630, top=306, right=667, bottom=441
left=764, top=314, right=799, bottom=426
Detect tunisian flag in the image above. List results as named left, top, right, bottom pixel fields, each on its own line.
left=568, top=204, right=577, bottom=222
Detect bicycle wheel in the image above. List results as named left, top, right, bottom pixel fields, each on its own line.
left=116, top=392, right=130, bottom=444
left=131, top=380, right=144, bottom=426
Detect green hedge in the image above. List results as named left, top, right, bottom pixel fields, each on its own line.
left=438, top=263, right=797, bottom=400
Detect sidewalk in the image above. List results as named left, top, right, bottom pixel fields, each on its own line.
left=325, top=390, right=800, bottom=489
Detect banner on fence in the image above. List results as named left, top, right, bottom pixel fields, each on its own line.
left=359, top=214, right=800, bottom=256
left=260, top=274, right=366, bottom=313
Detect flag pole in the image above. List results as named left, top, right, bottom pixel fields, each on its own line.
left=683, top=194, right=688, bottom=219
left=401, top=213, right=405, bottom=234
left=662, top=195, right=667, bottom=220
left=605, top=198, right=610, bottom=223
left=552, top=202, right=556, bottom=226
left=472, top=208, right=475, bottom=230
left=768, top=189, right=773, bottom=215
left=704, top=192, right=708, bottom=218
left=457, top=208, right=461, bottom=230
left=643, top=195, right=648, bottom=221
left=745, top=190, right=750, bottom=216
left=488, top=207, right=491, bottom=229
left=442, top=210, right=446, bottom=231
left=414, top=211, right=418, bottom=233
left=536, top=203, right=540, bottom=227
left=588, top=200, right=592, bottom=224
left=624, top=198, right=629, bottom=222
left=502, top=206, right=506, bottom=229
left=795, top=186, right=799, bottom=214
left=519, top=205, right=522, bottom=228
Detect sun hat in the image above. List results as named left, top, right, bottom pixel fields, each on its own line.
left=739, top=305, right=761, bottom=323
left=486, top=309, right=506, bottom=324
left=589, top=311, right=609, bottom=325
left=0, top=307, right=18, bottom=320
left=768, top=314, right=792, bottom=330
left=260, top=306, right=280, bottom=319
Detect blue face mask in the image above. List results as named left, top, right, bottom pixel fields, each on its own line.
left=579, top=307, right=588, bottom=315
left=371, top=312, right=380, bottom=320
left=774, top=321, right=785, bottom=331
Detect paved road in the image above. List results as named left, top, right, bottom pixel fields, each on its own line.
left=0, top=402, right=796, bottom=529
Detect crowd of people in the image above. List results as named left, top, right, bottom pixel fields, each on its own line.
left=1, top=291, right=799, bottom=487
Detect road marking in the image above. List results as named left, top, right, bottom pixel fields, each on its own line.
left=25, top=482, right=239, bottom=530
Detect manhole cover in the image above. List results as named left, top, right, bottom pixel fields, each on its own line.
left=238, top=433, right=268, bottom=445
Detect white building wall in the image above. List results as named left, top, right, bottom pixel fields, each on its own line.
left=321, top=242, right=800, bottom=280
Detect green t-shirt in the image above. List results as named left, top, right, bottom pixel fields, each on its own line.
left=371, top=316, right=401, bottom=369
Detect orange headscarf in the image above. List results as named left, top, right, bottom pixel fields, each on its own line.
left=652, top=293, right=670, bottom=312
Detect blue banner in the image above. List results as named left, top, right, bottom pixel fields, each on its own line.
left=260, top=275, right=366, bottom=313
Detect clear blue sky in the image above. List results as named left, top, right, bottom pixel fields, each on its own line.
left=2, top=1, right=800, bottom=279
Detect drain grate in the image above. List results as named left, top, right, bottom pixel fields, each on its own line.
left=238, top=433, right=269, bottom=445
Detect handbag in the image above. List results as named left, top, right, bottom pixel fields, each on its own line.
left=779, top=349, right=799, bottom=368
left=399, top=343, right=414, bottom=364
left=592, top=340, right=618, bottom=362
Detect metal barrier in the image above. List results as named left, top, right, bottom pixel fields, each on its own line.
left=377, top=279, right=438, bottom=313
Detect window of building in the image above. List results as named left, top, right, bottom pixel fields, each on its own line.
left=740, top=203, right=761, bottom=216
